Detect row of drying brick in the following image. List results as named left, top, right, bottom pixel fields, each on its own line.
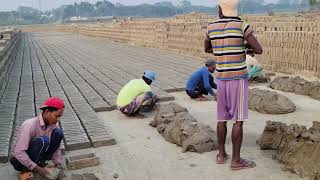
left=0, top=34, right=119, bottom=163
left=40, top=36, right=177, bottom=100
left=32, top=37, right=116, bottom=149
left=53, top=35, right=197, bottom=92
left=0, top=32, right=22, bottom=163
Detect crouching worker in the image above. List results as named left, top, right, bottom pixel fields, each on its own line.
left=246, top=54, right=263, bottom=81
left=186, top=59, right=217, bottom=101
left=10, top=97, right=64, bottom=180
left=116, top=70, right=160, bottom=116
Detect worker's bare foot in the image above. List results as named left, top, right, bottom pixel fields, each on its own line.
left=230, top=159, right=256, bottom=171
left=18, top=172, right=33, bottom=180
left=204, top=95, right=216, bottom=101
left=195, top=96, right=208, bottom=101
left=216, top=153, right=229, bottom=164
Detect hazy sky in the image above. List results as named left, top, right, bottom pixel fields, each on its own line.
left=0, top=0, right=279, bottom=11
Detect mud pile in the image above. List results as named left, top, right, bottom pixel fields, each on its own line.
left=251, top=74, right=271, bottom=83
left=249, top=88, right=296, bottom=114
left=269, top=76, right=320, bottom=100
left=150, top=102, right=218, bottom=153
left=258, top=121, right=320, bottom=178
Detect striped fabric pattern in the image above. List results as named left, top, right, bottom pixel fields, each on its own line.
left=207, top=17, right=254, bottom=80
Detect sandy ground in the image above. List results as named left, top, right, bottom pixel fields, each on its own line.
left=1, top=84, right=319, bottom=180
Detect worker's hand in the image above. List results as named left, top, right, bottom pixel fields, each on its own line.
left=153, top=95, right=160, bottom=103
left=211, top=94, right=217, bottom=101
left=18, top=172, right=33, bottom=180
left=45, top=164, right=55, bottom=168
left=54, top=163, right=62, bottom=169
left=204, top=94, right=216, bottom=101
left=246, top=49, right=254, bottom=55
left=34, top=166, right=50, bottom=179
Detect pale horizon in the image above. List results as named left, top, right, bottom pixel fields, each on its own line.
left=0, top=0, right=279, bottom=11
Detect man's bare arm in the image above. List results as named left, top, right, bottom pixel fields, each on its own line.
left=245, top=33, right=263, bottom=54
left=204, top=35, right=213, bottom=53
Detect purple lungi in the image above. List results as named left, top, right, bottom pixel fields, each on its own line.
left=217, top=78, right=248, bottom=122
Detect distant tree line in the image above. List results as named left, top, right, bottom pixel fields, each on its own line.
left=309, top=0, right=320, bottom=9
left=50, top=1, right=216, bottom=21
left=0, top=6, right=49, bottom=25
left=0, top=0, right=319, bottom=26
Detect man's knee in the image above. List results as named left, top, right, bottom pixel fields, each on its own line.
left=143, top=91, right=157, bottom=104
left=27, top=136, right=50, bottom=158
left=217, top=121, right=227, bottom=125
left=52, top=128, right=63, bottom=140
left=186, top=90, right=199, bottom=99
left=217, top=121, right=227, bottom=128
left=233, top=121, right=243, bottom=127
left=32, top=136, right=50, bottom=148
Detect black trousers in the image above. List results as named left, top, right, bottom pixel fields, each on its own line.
left=186, top=86, right=208, bottom=99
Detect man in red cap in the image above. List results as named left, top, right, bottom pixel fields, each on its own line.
left=10, top=97, right=64, bottom=179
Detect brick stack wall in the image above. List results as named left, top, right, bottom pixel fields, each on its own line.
left=27, top=12, right=320, bottom=77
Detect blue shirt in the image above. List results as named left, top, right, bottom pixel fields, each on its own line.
left=186, top=67, right=216, bottom=96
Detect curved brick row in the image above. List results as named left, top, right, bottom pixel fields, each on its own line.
left=0, top=33, right=22, bottom=163
left=31, top=38, right=92, bottom=151
left=37, top=39, right=116, bottom=148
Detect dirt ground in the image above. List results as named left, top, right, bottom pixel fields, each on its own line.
left=1, top=84, right=319, bottom=180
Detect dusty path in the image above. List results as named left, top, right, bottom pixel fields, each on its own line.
left=2, top=86, right=317, bottom=180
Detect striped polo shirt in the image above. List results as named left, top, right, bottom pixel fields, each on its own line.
left=207, top=17, right=254, bottom=80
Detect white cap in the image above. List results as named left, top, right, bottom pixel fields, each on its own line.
left=219, top=0, right=239, bottom=17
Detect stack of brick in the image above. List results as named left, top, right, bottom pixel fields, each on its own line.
left=58, top=12, right=320, bottom=78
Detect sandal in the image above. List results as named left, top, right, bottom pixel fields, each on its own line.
left=216, top=154, right=229, bottom=164
left=230, top=159, right=256, bottom=171
left=18, top=172, right=33, bottom=180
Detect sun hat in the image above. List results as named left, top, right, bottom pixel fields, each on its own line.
left=144, top=70, right=157, bottom=85
left=205, top=59, right=216, bottom=67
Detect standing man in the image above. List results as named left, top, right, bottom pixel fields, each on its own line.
left=205, top=0, right=263, bottom=170
left=10, top=97, right=64, bottom=179
left=116, top=70, right=159, bottom=116
left=186, top=59, right=217, bottom=101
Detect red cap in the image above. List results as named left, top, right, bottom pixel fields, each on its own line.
left=40, top=97, right=65, bottom=110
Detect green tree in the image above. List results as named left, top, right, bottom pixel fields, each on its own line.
left=95, top=0, right=115, bottom=16
left=178, top=0, right=192, bottom=7
left=309, top=0, right=320, bottom=9
left=75, top=2, right=94, bottom=17
left=62, top=5, right=76, bottom=19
